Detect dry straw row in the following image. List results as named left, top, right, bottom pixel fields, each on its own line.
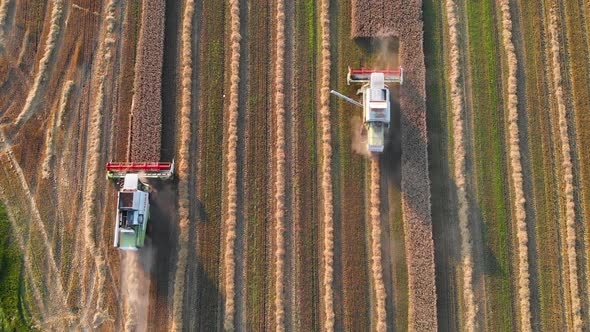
left=171, top=0, right=195, bottom=330
left=16, top=0, right=65, bottom=127
left=548, top=7, right=583, bottom=331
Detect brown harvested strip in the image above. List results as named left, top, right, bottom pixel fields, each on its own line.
left=548, top=7, right=583, bottom=330
left=498, top=0, right=532, bottom=330
left=273, top=0, right=287, bottom=329
left=42, top=80, right=74, bottom=179
left=443, top=0, right=476, bottom=329
left=369, top=159, right=386, bottom=331
left=318, top=0, right=335, bottom=330
left=15, top=0, right=65, bottom=127
left=0, top=0, right=10, bottom=51
left=79, top=0, right=118, bottom=327
left=128, top=0, right=165, bottom=162
left=223, top=0, right=241, bottom=330
left=170, top=0, right=194, bottom=330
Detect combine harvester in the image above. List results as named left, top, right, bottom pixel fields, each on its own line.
left=331, top=67, right=403, bottom=153
left=106, top=161, right=175, bottom=250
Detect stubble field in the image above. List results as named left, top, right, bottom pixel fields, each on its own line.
left=1, top=0, right=590, bottom=331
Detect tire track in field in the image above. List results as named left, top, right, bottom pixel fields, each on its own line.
left=223, top=0, right=241, bottom=329
left=498, top=0, right=532, bottom=329
left=273, top=0, right=287, bottom=329
left=548, top=7, right=583, bottom=330
left=444, top=0, right=476, bottom=330
left=283, top=0, right=296, bottom=328
left=318, top=0, right=335, bottom=329
left=171, top=1, right=195, bottom=330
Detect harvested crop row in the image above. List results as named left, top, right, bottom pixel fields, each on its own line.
left=498, top=0, right=532, bottom=330
left=129, top=0, right=165, bottom=162
left=170, top=1, right=194, bottom=330
left=318, top=0, right=335, bottom=329
left=15, top=0, right=65, bottom=127
left=369, top=159, right=386, bottom=331
left=41, top=80, right=74, bottom=179
left=222, top=0, right=241, bottom=330
left=79, top=0, right=118, bottom=326
left=0, top=0, right=10, bottom=52
left=444, top=0, right=476, bottom=329
left=273, top=0, right=287, bottom=329
left=548, top=7, right=583, bottom=330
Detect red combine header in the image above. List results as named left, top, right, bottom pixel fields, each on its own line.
left=106, top=161, right=175, bottom=180
left=347, top=67, right=403, bottom=85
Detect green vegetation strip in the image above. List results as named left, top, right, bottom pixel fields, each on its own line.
left=196, top=0, right=225, bottom=329
left=465, top=0, right=513, bottom=329
left=0, top=203, right=33, bottom=331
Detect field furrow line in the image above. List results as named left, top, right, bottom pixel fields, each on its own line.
left=0, top=0, right=10, bottom=52
left=170, top=0, right=194, bottom=330
left=79, top=0, right=118, bottom=327
left=444, top=0, right=476, bottom=329
left=548, top=7, right=583, bottom=330
left=498, top=0, right=532, bottom=329
left=15, top=0, right=65, bottom=127
left=42, top=80, right=74, bottom=179
left=223, top=0, right=241, bottom=330
left=318, top=0, right=334, bottom=329
left=369, top=159, right=386, bottom=331
left=273, top=0, right=287, bottom=329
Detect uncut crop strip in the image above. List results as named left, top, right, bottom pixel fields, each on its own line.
left=41, top=80, right=74, bottom=179
left=170, top=0, right=194, bottom=330
left=548, top=7, right=583, bottom=330
left=79, top=0, right=118, bottom=326
left=318, top=0, right=335, bottom=329
left=273, top=0, right=287, bottom=329
left=15, top=0, right=65, bottom=127
left=129, top=0, right=165, bottom=162
left=444, top=0, right=476, bottom=329
left=222, top=0, right=241, bottom=330
left=369, top=159, right=386, bottom=331
left=498, top=0, right=532, bottom=330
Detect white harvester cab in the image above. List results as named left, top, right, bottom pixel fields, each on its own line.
left=106, top=161, right=175, bottom=250
left=114, top=174, right=150, bottom=250
left=330, top=67, right=402, bottom=154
